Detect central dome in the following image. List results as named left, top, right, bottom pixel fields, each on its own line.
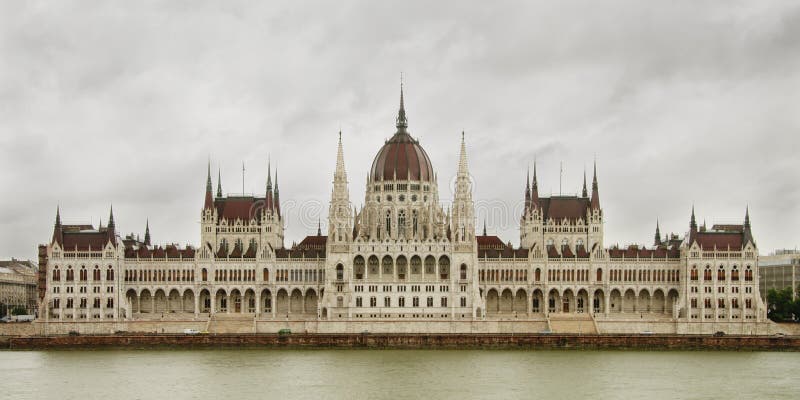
left=369, top=85, right=434, bottom=182
left=370, top=131, right=435, bottom=182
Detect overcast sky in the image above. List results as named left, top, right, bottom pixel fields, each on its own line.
left=1, top=1, right=799, bottom=262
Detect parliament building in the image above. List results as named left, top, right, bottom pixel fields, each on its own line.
left=37, top=86, right=771, bottom=335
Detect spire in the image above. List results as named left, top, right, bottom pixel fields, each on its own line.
left=274, top=168, right=281, bottom=218
left=582, top=168, right=588, bottom=198
left=482, top=219, right=487, bottom=236
left=265, top=158, right=273, bottom=212
left=107, top=204, right=116, bottom=245
left=335, top=130, right=347, bottom=180
left=108, top=204, right=115, bottom=228
left=531, top=160, right=540, bottom=209
left=654, top=219, right=661, bottom=246
left=457, top=131, right=469, bottom=176
left=690, top=205, right=697, bottom=230
left=524, top=167, right=531, bottom=214
left=52, top=206, right=63, bottom=245
left=144, top=219, right=151, bottom=246
left=590, top=160, right=600, bottom=210
left=317, top=218, right=322, bottom=236
left=396, top=75, right=408, bottom=130
left=204, top=161, right=214, bottom=209
left=216, top=168, right=222, bottom=198
left=744, top=206, right=751, bottom=229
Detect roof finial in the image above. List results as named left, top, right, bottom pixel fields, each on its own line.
left=744, top=205, right=751, bottom=228
left=55, top=205, right=61, bottom=226
left=108, top=204, right=115, bottom=228
left=317, top=218, right=322, bottom=236
left=396, top=74, right=408, bottom=130
left=582, top=166, right=588, bottom=198
left=690, top=205, right=697, bottom=230
left=654, top=219, right=661, bottom=246
left=483, top=219, right=487, bottom=236
left=206, top=158, right=212, bottom=193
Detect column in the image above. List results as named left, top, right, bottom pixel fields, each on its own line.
left=255, top=291, right=261, bottom=316
left=605, top=294, right=610, bottom=316
left=588, top=291, right=594, bottom=315
left=194, top=292, right=199, bottom=318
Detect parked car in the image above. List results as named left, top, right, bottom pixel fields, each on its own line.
left=183, top=329, right=200, bottom=335
left=640, top=330, right=654, bottom=335
left=278, top=328, right=292, bottom=336
left=12, top=315, right=35, bottom=322
left=0, top=316, right=10, bottom=323
left=713, top=331, right=725, bottom=337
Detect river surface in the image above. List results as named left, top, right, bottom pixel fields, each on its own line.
left=0, top=349, right=796, bottom=399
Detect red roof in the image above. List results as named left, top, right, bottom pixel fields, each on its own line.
left=215, top=197, right=263, bottom=222
left=538, top=197, right=590, bottom=222
left=298, top=235, right=327, bottom=249
left=696, top=232, right=743, bottom=251
left=370, top=132, right=434, bottom=182
left=477, top=235, right=505, bottom=249
left=61, top=231, right=108, bottom=251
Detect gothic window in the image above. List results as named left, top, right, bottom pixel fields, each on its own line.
left=745, top=266, right=753, bottom=281
left=398, top=210, right=406, bottom=237
left=385, top=210, right=392, bottom=237
left=412, top=210, right=418, bottom=237
left=262, top=268, right=269, bottom=281
left=717, top=265, right=726, bottom=281
left=596, top=268, right=603, bottom=282
left=202, top=268, right=208, bottom=281
left=424, top=255, right=435, bottom=274
left=80, top=267, right=87, bottom=281
left=396, top=256, right=407, bottom=280
left=382, top=256, right=393, bottom=275
left=368, top=255, right=379, bottom=275
left=731, top=266, right=739, bottom=281
left=410, top=255, right=421, bottom=274
left=460, top=264, right=467, bottom=280
left=354, top=256, right=365, bottom=279
left=704, top=266, right=712, bottom=281
left=690, top=266, right=698, bottom=281
left=52, top=266, right=60, bottom=281
left=438, top=256, right=450, bottom=280
left=106, top=267, right=114, bottom=281
left=93, top=266, right=101, bottom=281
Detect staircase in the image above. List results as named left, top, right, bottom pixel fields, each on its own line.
left=207, top=313, right=256, bottom=334
left=547, top=313, right=598, bottom=334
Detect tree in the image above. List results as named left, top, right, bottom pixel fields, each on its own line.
left=767, top=287, right=795, bottom=322
left=11, top=306, right=27, bottom=316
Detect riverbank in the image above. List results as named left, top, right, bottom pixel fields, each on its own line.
left=3, top=333, right=799, bottom=351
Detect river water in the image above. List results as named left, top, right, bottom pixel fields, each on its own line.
left=0, top=350, right=796, bottom=399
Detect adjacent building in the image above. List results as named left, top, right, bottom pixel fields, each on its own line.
left=759, top=249, right=800, bottom=300
left=0, top=259, right=38, bottom=316
left=37, top=85, right=769, bottom=334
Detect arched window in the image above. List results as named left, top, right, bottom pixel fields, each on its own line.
left=353, top=256, right=365, bottom=279
left=438, top=256, right=450, bottom=280
left=731, top=266, right=739, bottom=281
left=745, top=266, right=753, bottom=281
left=106, top=267, right=114, bottom=281
left=336, top=264, right=344, bottom=281
left=201, top=268, right=208, bottom=281
left=596, top=268, right=603, bottom=282
left=690, top=266, right=698, bottom=281
left=80, top=266, right=88, bottom=281
left=424, top=256, right=435, bottom=274
left=93, top=266, right=101, bottom=281
left=396, top=256, right=407, bottom=280
left=535, top=268, right=541, bottom=282
left=717, top=265, right=725, bottom=281
left=368, top=255, right=379, bottom=275
left=52, top=266, right=60, bottom=281
left=263, top=268, right=269, bottom=281
left=703, top=266, right=712, bottom=281
left=460, top=264, right=467, bottom=280
left=382, top=256, right=393, bottom=275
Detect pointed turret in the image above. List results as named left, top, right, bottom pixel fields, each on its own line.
left=204, top=161, right=214, bottom=209
left=524, top=168, right=531, bottom=215
left=329, top=131, right=352, bottom=243
left=582, top=169, right=588, bottom=198
left=743, top=206, right=754, bottom=245
left=107, top=204, right=116, bottom=245
left=452, top=131, right=474, bottom=242
left=317, top=218, right=322, bottom=236
left=52, top=206, right=63, bottom=245
left=590, top=161, right=600, bottom=210
left=654, top=220, right=661, bottom=246
left=216, top=168, right=223, bottom=198
left=482, top=219, right=487, bottom=236
left=689, top=205, right=698, bottom=242
left=531, top=161, right=540, bottom=209
left=396, top=77, right=408, bottom=130
left=274, top=168, right=281, bottom=218
left=265, top=159, right=273, bottom=212
left=144, top=219, right=151, bottom=246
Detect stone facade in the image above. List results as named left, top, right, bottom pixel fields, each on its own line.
left=37, top=86, right=769, bottom=334
left=0, top=259, right=38, bottom=315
